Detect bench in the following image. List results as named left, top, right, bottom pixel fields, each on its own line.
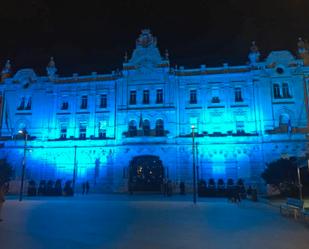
left=280, top=198, right=304, bottom=219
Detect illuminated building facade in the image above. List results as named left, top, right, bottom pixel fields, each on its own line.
left=1, top=30, right=309, bottom=193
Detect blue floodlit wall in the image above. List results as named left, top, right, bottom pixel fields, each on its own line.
left=1, top=30, right=309, bottom=193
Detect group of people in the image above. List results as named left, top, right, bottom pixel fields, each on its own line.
left=227, top=185, right=258, bottom=203
left=161, top=179, right=186, bottom=196
left=161, top=179, right=173, bottom=196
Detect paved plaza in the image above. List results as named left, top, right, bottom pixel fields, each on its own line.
left=0, top=194, right=308, bottom=249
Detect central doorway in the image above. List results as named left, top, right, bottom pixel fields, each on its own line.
left=128, top=155, right=164, bottom=192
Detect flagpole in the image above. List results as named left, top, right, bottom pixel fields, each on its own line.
left=288, top=119, right=292, bottom=137
left=3, top=91, right=13, bottom=137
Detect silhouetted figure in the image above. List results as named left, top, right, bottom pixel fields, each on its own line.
left=63, top=180, right=73, bottom=196
left=128, top=181, right=133, bottom=195
left=0, top=185, right=6, bottom=222
left=247, top=186, right=252, bottom=197
left=4, top=182, right=9, bottom=194
left=227, top=187, right=233, bottom=202
left=162, top=178, right=168, bottom=196
left=180, top=181, right=185, bottom=195
left=167, top=180, right=172, bottom=196
left=85, top=181, right=90, bottom=194
left=46, top=180, right=55, bottom=196
left=232, top=185, right=241, bottom=204
left=240, top=185, right=246, bottom=199
left=38, top=180, right=46, bottom=196
left=27, top=180, right=37, bottom=196
left=54, top=179, right=62, bottom=196
left=252, top=187, right=258, bottom=202
left=82, top=182, right=86, bottom=195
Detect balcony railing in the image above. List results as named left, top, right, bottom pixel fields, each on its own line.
left=123, top=129, right=167, bottom=137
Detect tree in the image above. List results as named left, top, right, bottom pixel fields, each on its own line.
left=0, top=158, right=13, bottom=188
left=261, top=157, right=299, bottom=196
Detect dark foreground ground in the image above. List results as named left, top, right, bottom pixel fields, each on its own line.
left=0, top=194, right=308, bottom=249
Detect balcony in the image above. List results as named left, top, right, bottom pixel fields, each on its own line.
left=123, top=129, right=168, bottom=138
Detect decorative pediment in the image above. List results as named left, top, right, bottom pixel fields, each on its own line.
left=265, top=51, right=296, bottom=67
left=13, top=69, right=37, bottom=85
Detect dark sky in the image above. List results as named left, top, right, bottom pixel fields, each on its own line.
left=0, top=0, right=308, bottom=76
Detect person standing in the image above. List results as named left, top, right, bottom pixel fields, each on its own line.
left=180, top=181, right=185, bottom=195
left=85, top=181, right=90, bottom=194
left=82, top=182, right=86, bottom=195
left=163, top=179, right=168, bottom=196
left=233, top=185, right=241, bottom=204
left=0, top=185, right=5, bottom=222
left=167, top=180, right=172, bottom=196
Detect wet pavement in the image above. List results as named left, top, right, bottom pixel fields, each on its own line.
left=0, top=194, right=308, bottom=249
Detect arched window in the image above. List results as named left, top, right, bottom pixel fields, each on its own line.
left=282, top=83, right=291, bottom=98
left=143, top=119, right=151, bottom=136
left=279, top=114, right=290, bottom=126
left=273, top=84, right=281, bottom=98
left=128, top=120, right=137, bottom=137
left=155, top=119, right=164, bottom=136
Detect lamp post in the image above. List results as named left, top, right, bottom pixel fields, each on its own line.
left=72, top=145, right=77, bottom=194
left=18, top=129, right=28, bottom=202
left=282, top=154, right=308, bottom=203
left=297, top=166, right=303, bottom=201
left=296, top=158, right=309, bottom=202
left=191, top=125, right=197, bottom=204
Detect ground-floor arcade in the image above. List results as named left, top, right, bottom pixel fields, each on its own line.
left=1, top=138, right=307, bottom=193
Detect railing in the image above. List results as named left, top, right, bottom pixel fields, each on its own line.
left=123, top=129, right=167, bottom=137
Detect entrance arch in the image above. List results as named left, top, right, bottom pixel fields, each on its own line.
left=128, top=155, right=164, bottom=192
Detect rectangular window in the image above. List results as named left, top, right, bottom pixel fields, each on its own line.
left=17, top=97, right=25, bottom=110
left=273, top=84, right=281, bottom=98
left=129, top=91, right=136, bottom=105
left=143, top=90, right=150, bottom=104
left=190, top=90, right=197, bottom=104
left=99, top=120, right=107, bottom=138
left=156, top=89, right=163, bottom=104
left=211, top=97, right=220, bottom=103
left=234, top=88, right=243, bottom=102
left=80, top=95, right=88, bottom=109
left=100, top=94, right=107, bottom=108
left=236, top=121, right=245, bottom=133
left=60, top=125, right=67, bottom=139
left=79, top=124, right=87, bottom=139
left=99, top=129, right=106, bottom=138
left=61, top=101, right=69, bottom=110
left=129, top=121, right=137, bottom=137
left=282, top=83, right=291, bottom=98
left=211, top=88, right=220, bottom=103
left=25, top=97, right=32, bottom=110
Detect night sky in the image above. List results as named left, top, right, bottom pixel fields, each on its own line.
left=0, top=0, right=308, bottom=76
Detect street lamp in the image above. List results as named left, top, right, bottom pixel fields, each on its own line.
left=297, top=166, right=303, bottom=201
left=73, top=145, right=77, bottom=194
left=296, top=159, right=309, bottom=202
left=191, top=125, right=197, bottom=204
left=18, top=129, right=28, bottom=201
